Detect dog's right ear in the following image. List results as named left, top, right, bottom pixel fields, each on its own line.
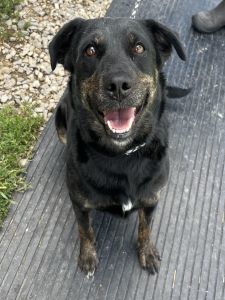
left=49, top=18, right=85, bottom=71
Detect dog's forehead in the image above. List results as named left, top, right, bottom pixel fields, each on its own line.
left=82, top=18, right=145, bottom=41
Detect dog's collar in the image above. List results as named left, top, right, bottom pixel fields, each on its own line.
left=125, top=143, right=146, bottom=155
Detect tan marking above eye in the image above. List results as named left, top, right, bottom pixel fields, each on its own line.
left=133, top=43, right=145, bottom=54
left=94, top=36, right=103, bottom=44
left=85, top=46, right=96, bottom=57
left=129, top=33, right=135, bottom=42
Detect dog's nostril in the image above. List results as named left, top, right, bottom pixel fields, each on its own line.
left=106, top=77, right=132, bottom=98
left=108, top=83, right=117, bottom=92
left=122, top=82, right=131, bottom=91
left=107, top=82, right=131, bottom=92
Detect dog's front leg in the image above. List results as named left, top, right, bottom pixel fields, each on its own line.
left=138, top=202, right=161, bottom=274
left=72, top=203, right=98, bottom=276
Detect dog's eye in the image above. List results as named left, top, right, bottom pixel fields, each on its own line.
left=133, top=43, right=145, bottom=54
left=85, top=45, right=96, bottom=57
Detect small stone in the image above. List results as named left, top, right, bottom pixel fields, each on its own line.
left=17, top=20, right=26, bottom=29
left=47, top=112, right=53, bottom=119
left=9, top=37, right=16, bottom=42
left=26, top=69, right=33, bottom=75
left=33, top=40, right=42, bottom=49
left=17, top=77, right=24, bottom=83
left=0, top=67, right=11, bottom=76
left=11, top=25, right=17, bottom=31
left=37, top=72, right=44, bottom=81
left=6, top=49, right=16, bottom=60
left=23, top=84, right=29, bottom=89
left=32, top=80, right=40, bottom=88
left=1, top=14, right=9, bottom=21
left=14, top=98, right=21, bottom=105
left=28, top=57, right=36, bottom=68
left=5, top=19, right=12, bottom=27
left=1, top=95, right=8, bottom=103
left=24, top=96, right=30, bottom=101
left=43, top=109, right=48, bottom=120
left=4, top=78, right=16, bottom=89
left=35, top=106, right=44, bottom=113
left=20, top=159, right=28, bottom=167
left=21, top=30, right=29, bottom=36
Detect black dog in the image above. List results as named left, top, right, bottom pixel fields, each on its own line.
left=49, top=17, right=188, bottom=276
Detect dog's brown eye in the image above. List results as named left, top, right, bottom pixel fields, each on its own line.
left=85, top=45, right=96, bottom=57
left=133, top=43, right=145, bottom=54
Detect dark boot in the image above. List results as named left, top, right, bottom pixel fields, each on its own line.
left=192, top=0, right=225, bottom=33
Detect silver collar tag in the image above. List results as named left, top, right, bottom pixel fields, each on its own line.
left=125, top=143, right=146, bottom=156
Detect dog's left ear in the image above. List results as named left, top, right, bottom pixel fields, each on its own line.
left=143, top=20, right=186, bottom=65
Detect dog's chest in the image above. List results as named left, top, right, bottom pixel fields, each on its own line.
left=83, top=152, right=158, bottom=208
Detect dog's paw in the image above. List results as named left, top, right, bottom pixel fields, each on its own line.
left=78, top=249, right=99, bottom=276
left=138, top=242, right=161, bottom=275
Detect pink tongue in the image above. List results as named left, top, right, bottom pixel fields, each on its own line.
left=104, top=107, right=136, bottom=133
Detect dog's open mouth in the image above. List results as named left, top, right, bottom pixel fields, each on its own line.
left=96, top=92, right=148, bottom=138
left=103, top=107, right=136, bottom=134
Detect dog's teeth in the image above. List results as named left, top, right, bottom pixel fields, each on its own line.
left=107, top=121, right=130, bottom=134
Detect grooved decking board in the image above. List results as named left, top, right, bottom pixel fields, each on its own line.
left=1, top=0, right=225, bottom=299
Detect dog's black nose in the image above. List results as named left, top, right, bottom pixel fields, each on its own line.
left=105, top=75, right=132, bottom=99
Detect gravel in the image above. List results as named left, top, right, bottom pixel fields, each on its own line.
left=0, top=0, right=111, bottom=121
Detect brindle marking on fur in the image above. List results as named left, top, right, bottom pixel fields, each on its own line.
left=138, top=209, right=150, bottom=248
left=128, top=32, right=135, bottom=43
left=80, top=70, right=158, bottom=109
left=140, top=191, right=160, bottom=207
left=57, top=128, right=67, bottom=144
left=138, top=70, right=158, bottom=101
left=80, top=72, right=102, bottom=107
left=138, top=207, right=161, bottom=274
left=94, top=35, right=104, bottom=44
left=79, top=69, right=159, bottom=151
left=78, top=225, right=99, bottom=273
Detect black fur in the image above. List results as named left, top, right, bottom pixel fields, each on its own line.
left=49, top=17, right=189, bottom=275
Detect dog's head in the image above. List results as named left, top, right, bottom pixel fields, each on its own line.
left=49, top=18, right=185, bottom=152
